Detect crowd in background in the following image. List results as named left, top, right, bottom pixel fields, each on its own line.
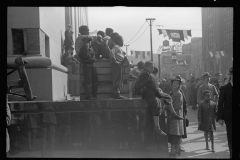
left=157, top=71, right=230, bottom=110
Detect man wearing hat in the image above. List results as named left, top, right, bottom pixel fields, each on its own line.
left=217, top=67, right=232, bottom=158
left=64, top=24, right=74, bottom=52
left=62, top=46, right=79, bottom=74
left=210, top=71, right=222, bottom=92
left=197, top=72, right=219, bottom=106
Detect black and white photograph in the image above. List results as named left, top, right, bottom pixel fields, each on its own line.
left=7, top=6, right=233, bottom=158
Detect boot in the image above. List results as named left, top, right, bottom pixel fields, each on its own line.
left=206, top=142, right=210, bottom=150
left=211, top=144, right=215, bottom=152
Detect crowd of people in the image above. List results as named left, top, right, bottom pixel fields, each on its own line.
left=130, top=60, right=232, bottom=158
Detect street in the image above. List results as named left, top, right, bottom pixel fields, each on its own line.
left=176, top=106, right=230, bottom=159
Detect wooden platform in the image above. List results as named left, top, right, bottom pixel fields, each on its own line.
left=68, top=59, right=130, bottom=99
left=7, top=100, right=169, bottom=158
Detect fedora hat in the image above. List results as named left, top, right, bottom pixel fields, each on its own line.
left=215, top=71, right=222, bottom=76
left=202, top=72, right=211, bottom=78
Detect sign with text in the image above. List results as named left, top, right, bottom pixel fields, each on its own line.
left=162, top=55, right=191, bottom=65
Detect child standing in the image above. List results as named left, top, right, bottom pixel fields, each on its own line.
left=110, top=34, right=127, bottom=99
left=198, top=90, right=217, bottom=152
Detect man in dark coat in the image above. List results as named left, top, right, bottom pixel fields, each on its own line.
left=133, top=61, right=183, bottom=134
left=217, top=66, right=232, bottom=158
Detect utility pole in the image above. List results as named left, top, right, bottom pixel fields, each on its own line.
left=146, top=18, right=155, bottom=62
left=124, top=44, right=129, bottom=55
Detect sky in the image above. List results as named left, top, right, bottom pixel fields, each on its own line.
left=88, top=7, right=202, bottom=55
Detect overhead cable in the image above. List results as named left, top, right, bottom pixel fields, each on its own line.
left=125, top=21, right=147, bottom=44
left=128, top=25, right=150, bottom=45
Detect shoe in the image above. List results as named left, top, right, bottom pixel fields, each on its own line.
left=169, top=152, right=176, bottom=157
left=175, top=151, right=181, bottom=156
left=113, top=94, right=128, bottom=99
left=206, top=145, right=210, bottom=150
left=211, top=145, right=215, bottom=152
left=154, top=127, right=167, bottom=136
left=171, top=113, right=184, bottom=120
left=180, top=145, right=185, bottom=151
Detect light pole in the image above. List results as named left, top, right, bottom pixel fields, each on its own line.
left=146, top=18, right=155, bottom=62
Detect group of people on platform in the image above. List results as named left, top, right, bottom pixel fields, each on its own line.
left=62, top=24, right=139, bottom=100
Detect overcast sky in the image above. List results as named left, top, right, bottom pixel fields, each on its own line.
left=88, top=7, right=202, bottom=54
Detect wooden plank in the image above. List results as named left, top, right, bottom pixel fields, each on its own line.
left=96, top=68, right=111, bottom=74
left=79, top=84, right=129, bottom=94
left=80, top=94, right=113, bottom=100
left=95, top=61, right=111, bottom=67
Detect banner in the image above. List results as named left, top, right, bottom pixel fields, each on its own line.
left=162, top=55, right=191, bottom=65
left=157, top=28, right=192, bottom=42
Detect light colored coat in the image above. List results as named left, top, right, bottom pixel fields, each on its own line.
left=167, top=90, right=184, bottom=136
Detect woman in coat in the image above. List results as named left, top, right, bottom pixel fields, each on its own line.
left=167, top=76, right=184, bottom=157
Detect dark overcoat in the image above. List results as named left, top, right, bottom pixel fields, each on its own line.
left=198, top=100, right=217, bottom=132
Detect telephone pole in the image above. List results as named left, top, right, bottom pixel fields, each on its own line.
left=124, top=44, right=129, bottom=55
left=146, top=18, right=155, bottom=62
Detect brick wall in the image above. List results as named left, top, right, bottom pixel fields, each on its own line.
left=39, top=29, right=45, bottom=56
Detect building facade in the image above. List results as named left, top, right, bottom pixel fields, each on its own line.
left=190, top=37, right=203, bottom=78
left=201, top=7, right=233, bottom=80
left=7, top=7, right=88, bottom=101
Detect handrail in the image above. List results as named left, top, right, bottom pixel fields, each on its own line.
left=7, top=56, right=68, bottom=73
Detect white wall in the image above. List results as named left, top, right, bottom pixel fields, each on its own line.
left=51, top=69, right=68, bottom=100
left=39, top=7, right=65, bottom=64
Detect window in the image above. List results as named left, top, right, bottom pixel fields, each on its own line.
left=12, top=29, right=27, bottom=55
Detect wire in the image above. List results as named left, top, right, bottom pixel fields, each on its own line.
left=128, top=25, right=150, bottom=45
left=154, top=23, right=202, bottom=31
left=125, top=21, right=147, bottom=44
